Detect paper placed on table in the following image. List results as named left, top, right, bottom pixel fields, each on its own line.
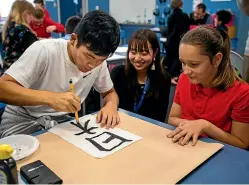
left=49, top=114, right=142, bottom=158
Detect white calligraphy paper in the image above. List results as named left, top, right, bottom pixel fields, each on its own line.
left=49, top=115, right=142, bottom=158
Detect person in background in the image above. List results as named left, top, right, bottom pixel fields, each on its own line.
left=167, top=26, right=249, bottom=149
left=190, top=3, right=212, bottom=25
left=214, top=10, right=241, bottom=78
left=111, top=29, right=171, bottom=122
left=63, top=16, right=81, bottom=40
left=2, top=0, right=37, bottom=71
left=163, top=0, right=190, bottom=84
left=30, top=7, right=64, bottom=39
left=215, top=10, right=232, bottom=32
left=33, top=0, right=50, bottom=19
left=0, top=10, right=120, bottom=138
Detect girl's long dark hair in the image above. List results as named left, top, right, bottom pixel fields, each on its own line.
left=125, top=29, right=169, bottom=99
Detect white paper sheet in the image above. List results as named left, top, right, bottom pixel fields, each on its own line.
left=49, top=115, right=142, bottom=158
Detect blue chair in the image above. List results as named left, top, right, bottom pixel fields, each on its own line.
left=230, top=51, right=244, bottom=79
left=165, top=84, right=176, bottom=123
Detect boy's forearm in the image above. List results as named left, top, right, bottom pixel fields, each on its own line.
left=0, top=81, right=51, bottom=106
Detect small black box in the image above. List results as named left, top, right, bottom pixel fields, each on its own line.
left=20, top=160, right=63, bottom=184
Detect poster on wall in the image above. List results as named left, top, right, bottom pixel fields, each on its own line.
left=193, top=0, right=203, bottom=10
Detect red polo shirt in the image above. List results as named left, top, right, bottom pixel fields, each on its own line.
left=42, top=7, right=50, bottom=19
left=30, top=18, right=65, bottom=38
left=174, top=74, right=249, bottom=133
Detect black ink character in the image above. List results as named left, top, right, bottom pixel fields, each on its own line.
left=70, top=119, right=98, bottom=135
left=86, top=132, right=133, bottom=152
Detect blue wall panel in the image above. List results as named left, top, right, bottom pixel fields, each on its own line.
left=88, top=0, right=109, bottom=12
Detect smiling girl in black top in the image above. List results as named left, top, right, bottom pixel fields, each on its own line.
left=111, top=29, right=171, bottom=122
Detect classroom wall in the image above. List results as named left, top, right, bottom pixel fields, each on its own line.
left=110, top=0, right=155, bottom=24
left=88, top=0, right=109, bottom=12
left=56, top=0, right=248, bottom=54
left=59, top=0, right=82, bottom=25
left=77, top=0, right=83, bottom=16
left=182, top=0, right=194, bottom=14
left=237, top=12, right=249, bottom=55
left=46, top=0, right=59, bottom=22
left=120, top=24, right=155, bottom=44
left=45, top=0, right=61, bottom=38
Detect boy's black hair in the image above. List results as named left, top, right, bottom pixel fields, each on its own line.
left=65, top=16, right=81, bottom=34
left=74, top=10, right=120, bottom=57
left=33, top=0, right=44, bottom=6
left=216, top=10, right=232, bottom=25
left=197, top=3, right=206, bottom=12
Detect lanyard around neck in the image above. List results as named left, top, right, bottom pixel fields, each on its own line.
left=134, top=77, right=150, bottom=113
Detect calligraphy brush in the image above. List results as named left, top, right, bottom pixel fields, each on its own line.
left=69, top=79, right=80, bottom=126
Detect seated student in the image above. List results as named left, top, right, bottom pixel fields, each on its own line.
left=63, top=16, right=81, bottom=40
left=190, top=3, right=212, bottom=25
left=215, top=10, right=232, bottom=32
left=33, top=0, right=50, bottom=19
left=2, top=0, right=38, bottom=71
left=167, top=26, right=249, bottom=149
left=111, top=29, right=171, bottom=122
left=0, top=10, right=120, bottom=138
left=30, top=7, right=65, bottom=38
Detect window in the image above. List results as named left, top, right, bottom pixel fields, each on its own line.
left=0, top=0, right=34, bottom=18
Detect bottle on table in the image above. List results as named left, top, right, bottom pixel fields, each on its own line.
left=0, top=144, right=18, bottom=184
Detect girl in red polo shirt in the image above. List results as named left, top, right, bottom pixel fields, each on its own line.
left=30, top=7, right=64, bottom=39
left=167, top=26, right=249, bottom=149
left=33, top=0, right=50, bottom=19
